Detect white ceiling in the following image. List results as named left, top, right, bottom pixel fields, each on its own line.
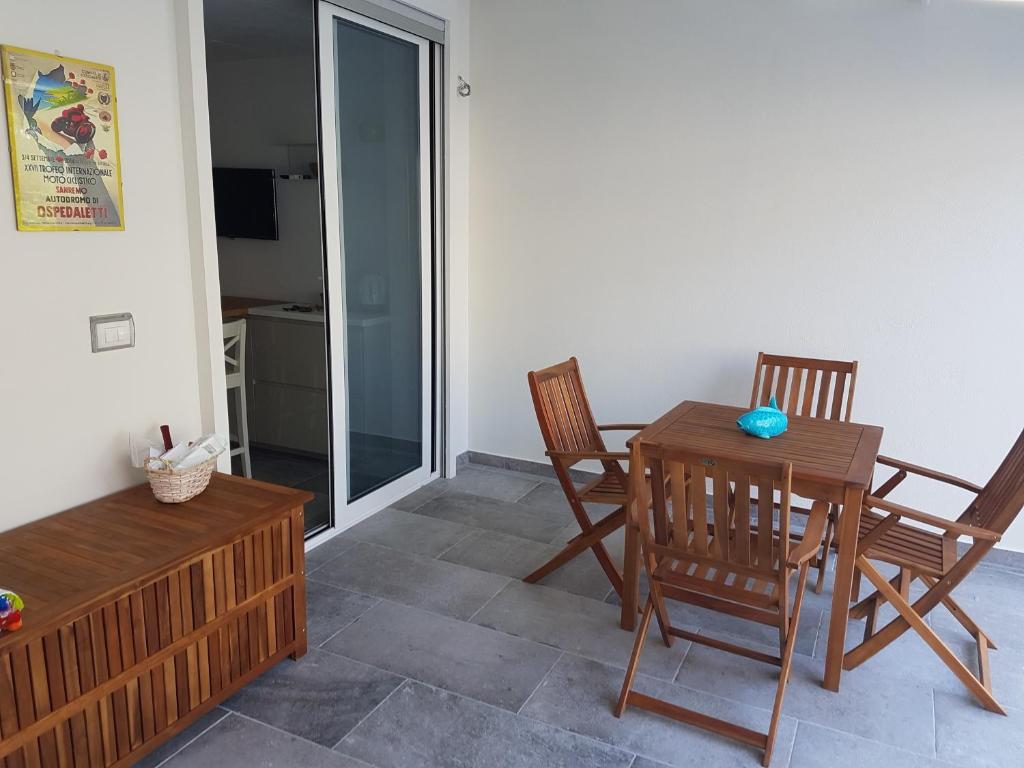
left=204, top=0, right=315, bottom=62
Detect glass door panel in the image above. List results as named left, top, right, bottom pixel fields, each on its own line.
left=318, top=3, right=433, bottom=528
left=334, top=18, right=422, bottom=502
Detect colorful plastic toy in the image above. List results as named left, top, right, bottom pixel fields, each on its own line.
left=0, top=589, right=24, bottom=633
left=737, top=396, right=789, bottom=439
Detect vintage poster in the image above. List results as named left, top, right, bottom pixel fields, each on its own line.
left=2, top=46, right=124, bottom=231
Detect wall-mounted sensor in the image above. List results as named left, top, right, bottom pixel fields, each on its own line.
left=457, top=76, right=471, bottom=97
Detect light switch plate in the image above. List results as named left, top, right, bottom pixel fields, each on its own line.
left=90, top=312, right=135, bottom=353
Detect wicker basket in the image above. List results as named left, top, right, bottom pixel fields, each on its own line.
left=143, top=454, right=218, bottom=503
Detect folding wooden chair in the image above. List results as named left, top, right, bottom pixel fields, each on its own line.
left=749, top=352, right=858, bottom=592
left=615, top=439, right=828, bottom=766
left=843, top=428, right=1024, bottom=714
left=525, top=358, right=648, bottom=598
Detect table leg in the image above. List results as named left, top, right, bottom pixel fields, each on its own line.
left=620, top=516, right=640, bottom=631
left=823, top=484, right=864, bottom=690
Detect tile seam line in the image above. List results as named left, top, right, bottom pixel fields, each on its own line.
left=407, top=485, right=573, bottom=525
left=322, top=594, right=565, bottom=657
left=432, top=527, right=481, bottom=561
left=220, top=708, right=382, bottom=762
left=368, top=676, right=637, bottom=764
left=320, top=595, right=706, bottom=699
left=314, top=595, right=383, bottom=650
left=785, top=719, right=804, bottom=768
left=783, top=716, right=799, bottom=767
left=314, top=580, right=704, bottom=683
left=329, top=676, right=410, bottom=752
left=387, top=498, right=565, bottom=540
left=555, top=649, right=800, bottom=721
left=932, top=687, right=938, bottom=759
left=318, top=622, right=684, bottom=692
left=397, top=486, right=443, bottom=513
left=516, top=650, right=565, bottom=716
left=785, top=712, right=956, bottom=762
left=465, top=576, right=514, bottom=623
left=149, top=708, right=232, bottom=768
left=515, top=704, right=715, bottom=768
left=511, top=479, right=544, bottom=503
left=310, top=544, right=622, bottom=624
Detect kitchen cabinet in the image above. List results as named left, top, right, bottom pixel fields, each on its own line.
left=246, top=310, right=329, bottom=456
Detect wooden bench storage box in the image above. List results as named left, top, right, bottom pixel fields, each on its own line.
left=0, top=473, right=311, bottom=767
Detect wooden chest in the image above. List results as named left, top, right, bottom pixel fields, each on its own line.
left=0, top=473, right=312, bottom=767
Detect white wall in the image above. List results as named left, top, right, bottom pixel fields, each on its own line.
left=1, top=0, right=204, bottom=529
left=468, top=0, right=1024, bottom=550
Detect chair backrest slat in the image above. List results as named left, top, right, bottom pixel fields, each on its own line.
left=734, top=475, right=751, bottom=567
left=801, top=369, right=818, bottom=415
left=669, top=460, right=689, bottom=546
left=712, top=472, right=730, bottom=561
left=649, top=460, right=670, bottom=545
left=758, top=364, right=776, bottom=408
left=773, top=367, right=788, bottom=406
left=561, top=375, right=589, bottom=448
left=634, top=442, right=792, bottom=580
left=966, top=428, right=1024, bottom=535
left=750, top=352, right=858, bottom=423
left=814, top=371, right=832, bottom=418
left=556, top=377, right=582, bottom=450
left=528, top=358, right=606, bottom=457
left=689, top=464, right=709, bottom=556
left=757, top=475, right=776, bottom=572
left=830, top=374, right=847, bottom=421
left=784, top=368, right=804, bottom=416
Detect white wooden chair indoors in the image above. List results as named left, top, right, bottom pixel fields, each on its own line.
left=223, top=319, right=252, bottom=478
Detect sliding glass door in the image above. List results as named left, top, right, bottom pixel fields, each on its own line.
left=318, top=3, right=435, bottom=528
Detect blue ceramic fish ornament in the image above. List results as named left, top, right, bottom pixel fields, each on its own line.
left=737, top=396, right=788, bottom=439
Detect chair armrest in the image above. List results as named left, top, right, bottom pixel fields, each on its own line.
left=546, top=450, right=629, bottom=462
left=871, top=468, right=907, bottom=500
left=876, top=456, right=983, bottom=495
left=596, top=423, right=648, bottom=432
left=864, top=496, right=1000, bottom=541
left=788, top=501, right=830, bottom=567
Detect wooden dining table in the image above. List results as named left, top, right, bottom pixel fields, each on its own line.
left=621, top=400, right=883, bottom=692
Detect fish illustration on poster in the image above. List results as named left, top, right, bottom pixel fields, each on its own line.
left=2, top=45, right=125, bottom=231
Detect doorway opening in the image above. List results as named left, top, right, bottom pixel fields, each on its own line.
left=202, top=0, right=445, bottom=539
left=204, top=0, right=331, bottom=537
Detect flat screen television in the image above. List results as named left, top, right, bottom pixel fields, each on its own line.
left=212, top=167, right=279, bottom=240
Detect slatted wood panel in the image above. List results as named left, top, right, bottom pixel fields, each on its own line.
left=640, top=450, right=793, bottom=604
left=619, top=440, right=820, bottom=766
left=856, top=510, right=951, bottom=576
left=0, top=474, right=310, bottom=768
left=529, top=357, right=605, bottom=455
left=750, top=353, right=858, bottom=422
left=524, top=357, right=635, bottom=598
left=971, top=428, right=1024, bottom=533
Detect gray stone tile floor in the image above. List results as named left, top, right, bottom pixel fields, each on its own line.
left=139, top=464, right=1023, bottom=768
